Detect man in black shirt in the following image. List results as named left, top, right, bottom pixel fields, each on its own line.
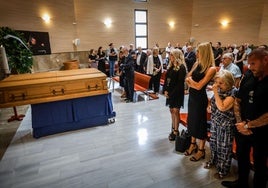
left=108, top=43, right=118, bottom=77
left=121, top=47, right=135, bottom=103
left=214, top=42, right=223, bottom=67
left=222, top=48, right=268, bottom=188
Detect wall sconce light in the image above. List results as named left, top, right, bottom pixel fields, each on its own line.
left=221, top=20, right=229, bottom=27
left=42, top=14, right=51, bottom=23
left=169, top=21, right=175, bottom=29
left=73, top=38, right=80, bottom=46
left=104, top=18, right=112, bottom=28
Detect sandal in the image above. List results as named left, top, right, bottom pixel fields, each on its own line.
left=190, top=149, right=206, bottom=162
left=169, top=130, right=179, bottom=141
left=184, top=142, right=197, bottom=156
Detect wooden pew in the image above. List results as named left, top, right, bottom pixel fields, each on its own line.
left=112, top=71, right=152, bottom=102
left=179, top=112, right=211, bottom=134
left=133, top=71, right=151, bottom=102
left=160, top=70, right=166, bottom=86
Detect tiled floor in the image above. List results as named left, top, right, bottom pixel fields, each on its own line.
left=0, top=82, right=246, bottom=188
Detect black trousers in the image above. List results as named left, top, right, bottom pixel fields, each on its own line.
left=149, top=72, right=161, bottom=93
left=235, top=127, right=268, bottom=188
left=124, top=72, right=134, bottom=101
left=97, top=60, right=106, bottom=74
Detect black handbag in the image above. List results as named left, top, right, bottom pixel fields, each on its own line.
left=175, top=129, right=191, bottom=152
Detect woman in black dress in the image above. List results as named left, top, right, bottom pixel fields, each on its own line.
left=234, top=45, right=246, bottom=75
left=118, top=50, right=126, bottom=98
left=97, top=46, right=106, bottom=73
left=163, top=49, right=187, bottom=141
left=185, top=42, right=217, bottom=161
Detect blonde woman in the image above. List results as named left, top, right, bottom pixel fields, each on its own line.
left=163, top=49, right=187, bottom=141
left=205, top=70, right=237, bottom=179
left=185, top=42, right=217, bottom=161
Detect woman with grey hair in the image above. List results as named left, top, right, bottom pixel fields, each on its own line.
left=205, top=70, right=237, bottom=179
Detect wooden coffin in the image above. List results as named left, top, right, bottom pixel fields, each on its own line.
left=0, top=68, right=108, bottom=108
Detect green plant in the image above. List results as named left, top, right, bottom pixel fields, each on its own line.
left=0, top=27, right=33, bottom=74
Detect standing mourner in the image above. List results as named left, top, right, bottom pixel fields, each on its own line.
left=146, top=46, right=163, bottom=95
left=121, top=47, right=135, bottom=103
left=136, top=46, right=147, bottom=73
left=97, top=46, right=106, bottom=74
left=107, top=43, right=118, bottom=77
left=234, top=45, right=246, bottom=75
left=221, top=48, right=268, bottom=188
left=118, top=50, right=126, bottom=98
left=205, top=70, right=237, bottom=179
left=163, top=49, right=187, bottom=141
left=184, top=42, right=217, bottom=161
left=214, top=42, right=223, bottom=67
left=184, top=45, right=196, bottom=72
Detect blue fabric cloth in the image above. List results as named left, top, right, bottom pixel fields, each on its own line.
left=31, top=93, right=115, bottom=138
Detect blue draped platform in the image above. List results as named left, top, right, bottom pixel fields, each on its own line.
left=31, top=93, right=115, bottom=138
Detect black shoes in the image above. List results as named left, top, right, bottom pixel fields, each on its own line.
left=168, top=131, right=178, bottom=141
left=221, top=180, right=239, bottom=188
left=125, top=99, right=133, bottom=103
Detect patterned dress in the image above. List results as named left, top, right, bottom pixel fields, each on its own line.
left=209, top=87, right=237, bottom=175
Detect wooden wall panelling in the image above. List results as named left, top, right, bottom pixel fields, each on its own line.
left=0, top=0, right=267, bottom=73
left=191, top=0, right=266, bottom=47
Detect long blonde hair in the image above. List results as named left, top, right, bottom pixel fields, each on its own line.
left=197, top=42, right=215, bottom=73
left=168, top=48, right=187, bottom=71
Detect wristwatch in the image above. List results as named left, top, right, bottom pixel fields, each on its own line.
left=244, top=124, right=249, bottom=129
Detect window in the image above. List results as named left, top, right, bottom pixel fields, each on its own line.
left=134, top=10, right=148, bottom=49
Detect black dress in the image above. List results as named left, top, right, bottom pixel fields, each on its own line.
left=163, top=64, right=186, bottom=108
left=97, top=51, right=106, bottom=73
left=236, top=52, right=245, bottom=74
left=187, top=64, right=208, bottom=139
